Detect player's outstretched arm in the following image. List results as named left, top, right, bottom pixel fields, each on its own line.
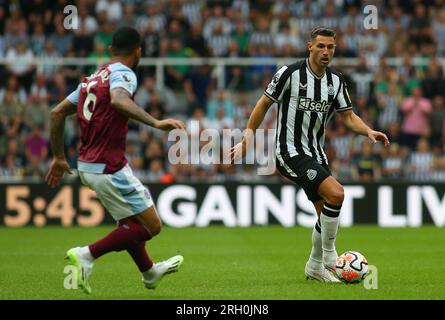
left=110, top=88, right=185, bottom=131
left=339, top=110, right=390, bottom=147
left=229, top=94, right=274, bottom=161
left=46, top=99, right=76, bottom=188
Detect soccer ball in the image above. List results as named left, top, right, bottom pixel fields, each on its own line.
left=335, top=251, right=369, bottom=283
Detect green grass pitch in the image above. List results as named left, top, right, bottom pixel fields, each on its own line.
left=0, top=225, right=444, bottom=300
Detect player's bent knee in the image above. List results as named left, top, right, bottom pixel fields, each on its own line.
left=326, top=186, right=344, bottom=206
left=134, top=206, right=162, bottom=237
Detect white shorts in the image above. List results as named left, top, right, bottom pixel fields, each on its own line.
left=79, top=164, right=154, bottom=221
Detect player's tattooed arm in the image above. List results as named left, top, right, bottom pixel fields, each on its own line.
left=50, top=99, right=77, bottom=159
left=46, top=99, right=75, bottom=188
left=339, top=110, right=390, bottom=147
left=110, top=88, right=185, bottom=131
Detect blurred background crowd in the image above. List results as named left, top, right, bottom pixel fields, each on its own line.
left=1, top=0, right=445, bottom=183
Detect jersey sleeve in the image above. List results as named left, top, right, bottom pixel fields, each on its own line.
left=335, top=75, right=353, bottom=112
left=66, top=84, right=81, bottom=105
left=263, top=65, right=290, bottom=103
left=109, top=67, right=138, bottom=95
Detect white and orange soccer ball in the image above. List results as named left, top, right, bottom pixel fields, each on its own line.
left=335, top=251, right=369, bottom=283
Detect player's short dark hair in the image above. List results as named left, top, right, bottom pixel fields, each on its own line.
left=111, top=27, right=141, bottom=56
left=310, top=27, right=336, bottom=41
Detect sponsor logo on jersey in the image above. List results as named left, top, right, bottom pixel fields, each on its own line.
left=297, top=97, right=331, bottom=113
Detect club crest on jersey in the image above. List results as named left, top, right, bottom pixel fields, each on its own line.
left=297, top=97, right=331, bottom=113
left=307, top=169, right=317, bottom=180
left=328, top=84, right=335, bottom=95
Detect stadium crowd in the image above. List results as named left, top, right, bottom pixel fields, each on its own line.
left=1, top=0, right=445, bottom=183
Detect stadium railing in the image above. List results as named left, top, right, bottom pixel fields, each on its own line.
left=0, top=56, right=435, bottom=89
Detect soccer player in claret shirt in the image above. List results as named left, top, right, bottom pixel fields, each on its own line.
left=45, top=27, right=185, bottom=294
left=231, top=27, right=390, bottom=282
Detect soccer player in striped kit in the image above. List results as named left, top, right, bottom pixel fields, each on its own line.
left=231, top=27, right=389, bottom=282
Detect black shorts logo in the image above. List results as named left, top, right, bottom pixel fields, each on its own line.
left=307, top=169, right=317, bottom=180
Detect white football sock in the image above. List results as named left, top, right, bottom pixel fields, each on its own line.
left=320, top=204, right=341, bottom=265
left=78, top=246, right=95, bottom=263
left=307, top=220, right=323, bottom=270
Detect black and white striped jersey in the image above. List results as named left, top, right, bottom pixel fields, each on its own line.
left=264, top=59, right=352, bottom=167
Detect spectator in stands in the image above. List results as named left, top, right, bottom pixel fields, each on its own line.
left=0, top=87, right=25, bottom=151
left=181, top=0, right=202, bottom=25
left=350, top=56, right=374, bottom=101
left=165, top=38, right=193, bottom=89
left=24, top=125, right=48, bottom=177
left=187, top=22, right=209, bottom=57
left=47, top=72, right=67, bottom=105
left=4, top=10, right=28, bottom=50
left=203, top=5, right=232, bottom=41
left=0, top=6, right=5, bottom=36
left=143, top=140, right=165, bottom=171
left=207, top=90, right=234, bottom=121
left=407, top=138, right=434, bottom=181
left=5, top=41, right=35, bottom=92
left=94, top=21, right=114, bottom=49
left=409, top=4, right=432, bottom=51
left=73, top=22, right=94, bottom=58
left=231, top=20, right=250, bottom=56
left=166, top=19, right=187, bottom=42
left=274, top=22, right=301, bottom=57
left=1, top=138, right=25, bottom=177
left=87, top=42, right=109, bottom=75
left=1, top=154, right=24, bottom=177
left=30, top=23, right=45, bottom=55
left=400, top=87, right=432, bottom=149
left=376, top=80, right=403, bottom=131
left=328, top=120, right=354, bottom=164
left=136, top=3, right=166, bottom=34
left=142, top=21, right=160, bottom=60
left=432, top=10, right=445, bottom=55
left=74, top=5, right=98, bottom=35
left=23, top=73, right=50, bottom=133
left=37, top=40, right=60, bottom=77
left=206, top=107, right=234, bottom=134
left=249, top=17, right=273, bottom=49
left=430, top=95, right=445, bottom=146
left=381, top=143, right=405, bottom=180
left=232, top=92, right=253, bottom=128
left=49, top=24, right=73, bottom=56
left=95, top=0, right=122, bottom=22
left=351, top=142, right=382, bottom=182
left=421, top=58, right=445, bottom=99
left=0, top=75, right=27, bottom=105
left=184, top=65, right=213, bottom=115
left=147, top=158, right=165, bottom=181
left=206, top=21, right=231, bottom=57
left=431, top=145, right=445, bottom=181
left=117, top=4, right=136, bottom=29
